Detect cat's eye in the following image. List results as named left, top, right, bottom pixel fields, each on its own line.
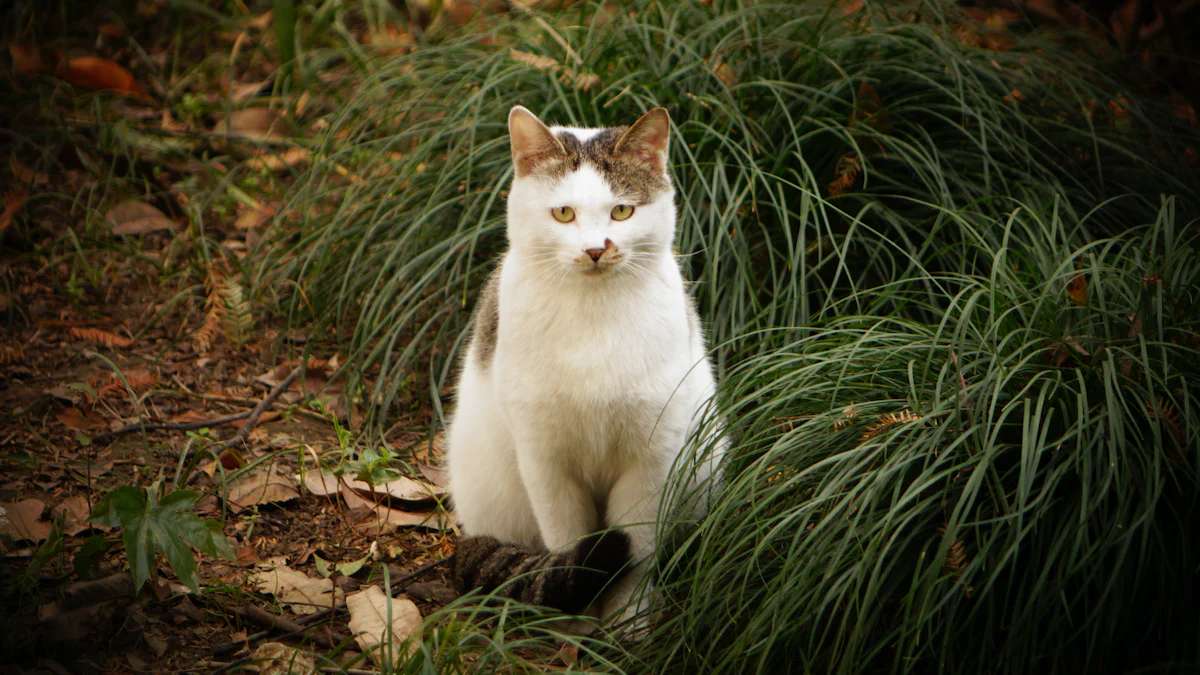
left=611, top=205, right=635, bottom=221
left=551, top=206, right=575, bottom=223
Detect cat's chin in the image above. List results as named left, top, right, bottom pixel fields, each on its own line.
left=577, top=263, right=620, bottom=277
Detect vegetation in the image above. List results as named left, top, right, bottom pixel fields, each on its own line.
left=2, top=0, right=1197, bottom=672
left=261, top=0, right=1199, bottom=672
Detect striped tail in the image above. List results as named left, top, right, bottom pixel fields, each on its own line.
left=451, top=530, right=631, bottom=614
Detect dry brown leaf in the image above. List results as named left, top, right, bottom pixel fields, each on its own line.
left=710, top=57, right=735, bottom=87
left=368, top=505, right=452, bottom=534
left=418, top=464, right=447, bottom=488
left=53, top=494, right=105, bottom=536
left=828, top=152, right=859, bottom=196
left=37, top=572, right=135, bottom=641
left=217, top=107, right=285, bottom=140
left=0, top=188, right=28, bottom=231
left=10, top=156, right=49, bottom=186
left=69, top=327, right=133, bottom=349
left=366, top=24, right=414, bottom=56
left=0, top=499, right=52, bottom=542
left=55, top=407, right=107, bottom=432
left=229, top=79, right=268, bottom=103
left=303, top=471, right=341, bottom=497
left=234, top=204, right=273, bottom=230
left=54, top=56, right=147, bottom=97
left=247, top=148, right=310, bottom=172
left=343, top=475, right=444, bottom=504
left=9, top=43, right=51, bottom=74
left=226, top=467, right=300, bottom=513
left=1067, top=272, right=1088, bottom=305
left=251, top=642, right=316, bottom=675
left=106, top=200, right=174, bottom=235
left=346, top=586, right=422, bottom=667
left=253, top=564, right=342, bottom=615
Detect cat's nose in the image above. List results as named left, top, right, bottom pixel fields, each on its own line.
left=583, top=239, right=614, bottom=262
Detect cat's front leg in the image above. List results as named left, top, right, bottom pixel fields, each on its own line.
left=514, top=435, right=598, bottom=551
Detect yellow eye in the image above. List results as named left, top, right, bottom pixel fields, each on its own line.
left=551, top=206, right=575, bottom=223
left=611, top=204, right=635, bottom=221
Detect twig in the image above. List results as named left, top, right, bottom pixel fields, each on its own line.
left=221, top=365, right=304, bottom=448
left=90, top=410, right=253, bottom=445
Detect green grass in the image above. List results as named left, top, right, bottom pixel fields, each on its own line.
left=246, top=0, right=1200, bottom=672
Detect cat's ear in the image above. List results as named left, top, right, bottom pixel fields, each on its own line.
left=614, top=107, right=670, bottom=174
left=509, top=106, right=566, bottom=178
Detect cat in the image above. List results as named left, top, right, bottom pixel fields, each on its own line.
left=451, top=529, right=631, bottom=614
left=446, top=105, right=724, bottom=622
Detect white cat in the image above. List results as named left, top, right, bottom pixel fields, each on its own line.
left=446, top=106, right=723, bottom=621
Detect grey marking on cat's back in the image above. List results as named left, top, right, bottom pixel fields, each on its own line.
left=538, top=128, right=671, bottom=204
left=471, top=266, right=503, bottom=369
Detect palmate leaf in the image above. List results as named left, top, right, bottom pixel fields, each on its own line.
left=89, top=484, right=236, bottom=592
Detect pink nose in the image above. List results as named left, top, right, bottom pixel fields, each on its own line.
left=584, top=239, right=614, bottom=262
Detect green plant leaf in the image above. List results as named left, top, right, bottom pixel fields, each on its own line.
left=73, top=534, right=110, bottom=581
left=90, top=485, right=235, bottom=592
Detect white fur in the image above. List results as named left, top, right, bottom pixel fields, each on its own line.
left=446, top=114, right=723, bottom=621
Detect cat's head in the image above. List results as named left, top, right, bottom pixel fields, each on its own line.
left=505, top=106, right=675, bottom=277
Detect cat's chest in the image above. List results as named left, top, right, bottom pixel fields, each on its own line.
left=498, top=283, right=688, bottom=395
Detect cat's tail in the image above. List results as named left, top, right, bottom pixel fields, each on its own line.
left=452, top=530, right=632, bottom=615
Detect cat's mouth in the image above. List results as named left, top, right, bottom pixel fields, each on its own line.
left=577, top=254, right=624, bottom=275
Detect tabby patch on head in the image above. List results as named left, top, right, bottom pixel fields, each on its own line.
left=509, top=106, right=672, bottom=204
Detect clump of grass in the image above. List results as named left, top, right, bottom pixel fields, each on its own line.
left=256, top=0, right=1200, bottom=672
left=647, top=198, right=1199, bottom=674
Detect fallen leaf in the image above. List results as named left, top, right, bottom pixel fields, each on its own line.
left=343, top=475, right=444, bottom=505
left=346, top=586, right=422, bottom=666
left=226, top=467, right=300, bottom=513
left=0, top=188, right=28, bottom=231
left=303, top=470, right=341, bottom=497
left=417, top=464, right=447, bottom=488
left=37, top=572, right=135, bottom=641
left=364, top=505, right=451, bottom=534
left=1067, top=272, right=1088, bottom=305
left=236, top=545, right=261, bottom=567
left=9, top=156, right=49, bottom=186
left=0, top=499, right=53, bottom=542
left=246, top=148, right=310, bottom=171
left=234, top=204, right=274, bottom=230
left=555, top=642, right=580, bottom=666
left=106, top=200, right=174, bottom=235
left=313, top=551, right=370, bottom=578
left=54, top=56, right=146, bottom=97
left=55, top=407, right=107, bottom=432
left=69, top=326, right=133, bottom=348
left=54, top=494, right=108, bottom=536
left=251, top=642, right=316, bottom=675
left=228, top=79, right=268, bottom=103
left=217, top=107, right=285, bottom=140
left=9, top=43, right=51, bottom=74
left=254, top=563, right=342, bottom=615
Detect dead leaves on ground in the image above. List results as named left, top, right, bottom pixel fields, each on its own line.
left=105, top=200, right=175, bottom=235
left=346, top=585, right=422, bottom=666
left=69, top=327, right=134, bottom=349
left=8, top=44, right=149, bottom=98
left=226, top=467, right=300, bottom=513
left=0, top=498, right=54, bottom=542
left=253, top=562, right=343, bottom=615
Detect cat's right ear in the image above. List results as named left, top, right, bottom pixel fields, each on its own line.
left=509, top=106, right=566, bottom=178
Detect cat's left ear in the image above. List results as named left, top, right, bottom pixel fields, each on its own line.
left=614, top=107, right=670, bottom=174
